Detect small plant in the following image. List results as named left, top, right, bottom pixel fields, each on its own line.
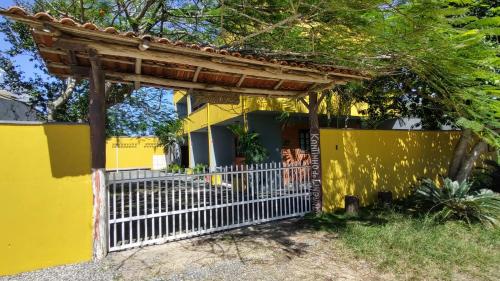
left=193, top=163, right=207, bottom=174
left=412, top=178, right=500, bottom=226
left=227, top=124, right=268, bottom=164
left=166, top=163, right=183, bottom=173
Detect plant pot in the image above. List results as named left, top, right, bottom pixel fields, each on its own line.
left=234, top=156, right=246, bottom=166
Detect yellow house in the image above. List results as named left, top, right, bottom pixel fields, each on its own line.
left=174, top=90, right=367, bottom=169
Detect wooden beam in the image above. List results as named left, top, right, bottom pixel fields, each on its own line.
left=134, top=58, right=142, bottom=90
left=236, top=74, right=246, bottom=87
left=296, top=80, right=346, bottom=98
left=88, top=50, right=106, bottom=171
left=88, top=48, right=108, bottom=260
left=273, top=79, right=284, bottom=90
left=192, top=66, right=202, bottom=82
left=105, top=71, right=301, bottom=96
left=53, top=38, right=331, bottom=84
left=308, top=92, right=322, bottom=214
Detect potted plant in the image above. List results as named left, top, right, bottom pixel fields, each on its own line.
left=228, top=124, right=268, bottom=165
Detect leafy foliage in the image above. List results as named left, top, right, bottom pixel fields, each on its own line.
left=153, top=118, right=184, bottom=154
left=471, top=159, right=500, bottom=192
left=413, top=178, right=500, bottom=226
left=107, top=88, right=175, bottom=137
left=0, top=0, right=217, bottom=134
left=192, top=163, right=208, bottom=174
left=227, top=124, right=268, bottom=164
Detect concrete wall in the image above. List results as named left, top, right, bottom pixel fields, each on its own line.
left=378, top=117, right=454, bottom=130
left=105, top=137, right=166, bottom=170
left=0, top=123, right=93, bottom=276
left=211, top=125, right=235, bottom=166
left=248, top=113, right=283, bottom=163
left=190, top=132, right=209, bottom=165
left=0, top=99, right=37, bottom=121
left=320, top=129, right=461, bottom=211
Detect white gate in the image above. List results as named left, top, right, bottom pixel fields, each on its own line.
left=107, top=163, right=311, bottom=252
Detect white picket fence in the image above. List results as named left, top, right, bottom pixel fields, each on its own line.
left=106, top=163, right=311, bottom=252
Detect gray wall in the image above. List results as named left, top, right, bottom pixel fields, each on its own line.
left=378, top=117, right=454, bottom=130
left=0, top=99, right=37, bottom=121
left=248, top=113, right=282, bottom=163
left=211, top=125, right=235, bottom=166
left=190, top=132, right=208, bottom=165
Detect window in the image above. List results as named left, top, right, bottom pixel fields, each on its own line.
left=299, top=130, right=310, bottom=152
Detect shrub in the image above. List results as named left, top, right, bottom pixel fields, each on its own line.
left=193, top=163, right=207, bottom=174
left=166, top=163, right=183, bottom=173
left=413, top=178, right=500, bottom=226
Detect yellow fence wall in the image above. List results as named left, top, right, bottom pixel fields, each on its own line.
left=0, top=123, right=93, bottom=276
left=320, top=129, right=461, bottom=212
left=106, top=137, right=164, bottom=170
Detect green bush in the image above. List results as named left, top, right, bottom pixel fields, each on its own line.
left=413, top=178, right=500, bottom=226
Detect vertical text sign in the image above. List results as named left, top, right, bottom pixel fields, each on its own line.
left=310, top=132, right=322, bottom=212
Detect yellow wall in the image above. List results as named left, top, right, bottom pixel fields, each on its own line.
left=106, top=137, right=164, bottom=170
left=320, top=129, right=461, bottom=212
left=184, top=105, right=208, bottom=133
left=0, top=123, right=93, bottom=276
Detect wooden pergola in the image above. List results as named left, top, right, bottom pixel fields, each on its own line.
left=1, top=6, right=369, bottom=259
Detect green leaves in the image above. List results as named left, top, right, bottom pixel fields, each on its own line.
left=154, top=119, right=184, bottom=154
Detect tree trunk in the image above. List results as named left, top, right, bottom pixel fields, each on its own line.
left=449, top=129, right=472, bottom=180
left=455, top=141, right=488, bottom=183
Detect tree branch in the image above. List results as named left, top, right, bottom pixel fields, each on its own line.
left=228, top=13, right=303, bottom=47
left=48, top=77, right=77, bottom=121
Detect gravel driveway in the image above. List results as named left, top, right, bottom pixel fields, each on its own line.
left=1, top=219, right=392, bottom=281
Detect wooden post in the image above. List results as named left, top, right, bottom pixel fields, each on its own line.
left=308, top=92, right=322, bottom=213
left=345, top=195, right=359, bottom=215
left=88, top=49, right=108, bottom=260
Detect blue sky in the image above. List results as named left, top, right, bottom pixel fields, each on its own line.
left=0, top=0, right=45, bottom=79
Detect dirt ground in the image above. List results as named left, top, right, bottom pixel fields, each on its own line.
left=105, top=218, right=393, bottom=281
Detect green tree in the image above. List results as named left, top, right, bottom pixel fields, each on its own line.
left=0, top=0, right=218, bottom=131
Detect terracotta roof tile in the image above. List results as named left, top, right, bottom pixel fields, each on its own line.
left=0, top=5, right=368, bottom=79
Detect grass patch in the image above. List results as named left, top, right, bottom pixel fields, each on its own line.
left=306, top=208, right=500, bottom=280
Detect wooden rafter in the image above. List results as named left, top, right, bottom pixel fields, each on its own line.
left=134, top=58, right=142, bottom=90
left=105, top=71, right=301, bottom=96
left=273, top=79, right=284, bottom=90
left=192, top=66, right=202, bottom=82
left=236, top=74, right=246, bottom=87
left=53, top=38, right=331, bottom=84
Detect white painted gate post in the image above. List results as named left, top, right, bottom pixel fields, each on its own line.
left=92, top=168, right=108, bottom=260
